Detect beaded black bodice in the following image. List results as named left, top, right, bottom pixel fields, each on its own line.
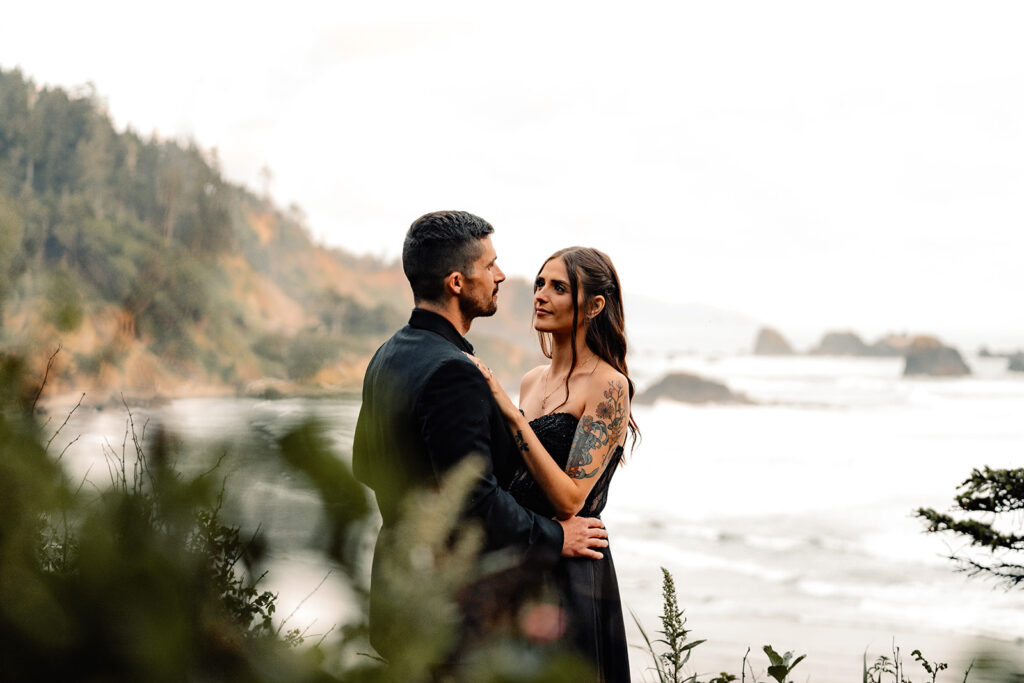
left=508, top=412, right=622, bottom=518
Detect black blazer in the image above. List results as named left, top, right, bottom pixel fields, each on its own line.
left=353, top=308, right=563, bottom=564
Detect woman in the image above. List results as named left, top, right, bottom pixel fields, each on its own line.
left=467, top=246, right=637, bottom=682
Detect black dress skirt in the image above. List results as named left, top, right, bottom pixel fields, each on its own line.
left=508, top=412, right=630, bottom=682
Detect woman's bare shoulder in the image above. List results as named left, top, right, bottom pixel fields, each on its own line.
left=587, top=363, right=630, bottom=403
left=520, top=364, right=549, bottom=392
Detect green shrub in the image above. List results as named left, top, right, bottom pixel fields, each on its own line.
left=285, top=333, right=341, bottom=380
left=44, top=267, right=84, bottom=332
left=0, top=358, right=310, bottom=681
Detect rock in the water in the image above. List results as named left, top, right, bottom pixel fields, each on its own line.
left=975, top=347, right=1023, bottom=365
left=753, top=327, right=794, bottom=355
left=811, top=331, right=870, bottom=356
left=903, top=336, right=971, bottom=377
left=869, top=334, right=912, bottom=357
left=636, top=372, right=750, bottom=405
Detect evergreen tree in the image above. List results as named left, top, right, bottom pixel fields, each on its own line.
left=917, top=467, right=1024, bottom=588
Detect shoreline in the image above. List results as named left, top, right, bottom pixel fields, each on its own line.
left=37, top=380, right=363, bottom=413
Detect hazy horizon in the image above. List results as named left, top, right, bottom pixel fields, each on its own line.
left=4, top=1, right=1023, bottom=347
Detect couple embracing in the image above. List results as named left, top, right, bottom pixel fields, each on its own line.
left=353, top=210, right=637, bottom=681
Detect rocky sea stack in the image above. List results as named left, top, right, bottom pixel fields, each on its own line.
left=1009, top=353, right=1024, bottom=373
left=903, top=336, right=971, bottom=377
left=808, top=331, right=906, bottom=357
left=636, top=372, right=751, bottom=405
left=869, top=334, right=914, bottom=357
left=810, top=331, right=871, bottom=356
left=753, top=327, right=794, bottom=355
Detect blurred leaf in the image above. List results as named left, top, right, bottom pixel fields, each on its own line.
left=278, top=418, right=370, bottom=573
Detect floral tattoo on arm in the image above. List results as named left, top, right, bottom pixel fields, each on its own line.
left=565, top=381, right=627, bottom=480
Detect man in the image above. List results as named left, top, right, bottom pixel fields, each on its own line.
left=353, top=210, right=607, bottom=658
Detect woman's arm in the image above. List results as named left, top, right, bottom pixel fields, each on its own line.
left=464, top=355, right=628, bottom=520
left=510, top=377, right=628, bottom=519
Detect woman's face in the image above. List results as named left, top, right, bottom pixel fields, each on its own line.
left=533, top=257, right=582, bottom=334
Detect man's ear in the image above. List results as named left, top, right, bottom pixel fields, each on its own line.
left=445, top=271, right=464, bottom=296
left=587, top=295, right=606, bottom=320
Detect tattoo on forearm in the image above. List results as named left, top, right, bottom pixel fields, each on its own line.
left=565, top=380, right=626, bottom=480
left=514, top=429, right=529, bottom=454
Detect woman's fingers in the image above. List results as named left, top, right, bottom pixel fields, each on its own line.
left=463, top=352, right=494, bottom=380
left=463, top=351, right=485, bottom=372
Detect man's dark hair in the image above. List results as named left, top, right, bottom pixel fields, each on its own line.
left=402, top=210, right=494, bottom=303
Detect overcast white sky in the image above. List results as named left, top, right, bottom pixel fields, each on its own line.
left=3, top=1, right=1023, bottom=346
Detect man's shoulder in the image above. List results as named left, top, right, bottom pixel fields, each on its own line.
left=368, top=325, right=474, bottom=381
left=381, top=324, right=466, bottom=357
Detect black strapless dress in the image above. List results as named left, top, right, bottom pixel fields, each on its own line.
left=509, top=412, right=630, bottom=682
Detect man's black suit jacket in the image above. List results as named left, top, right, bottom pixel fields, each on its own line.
left=353, top=309, right=564, bottom=648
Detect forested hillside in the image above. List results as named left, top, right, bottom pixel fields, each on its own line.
left=0, top=68, right=538, bottom=403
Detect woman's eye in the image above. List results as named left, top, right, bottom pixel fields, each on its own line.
left=554, top=284, right=565, bottom=293
left=534, top=279, right=544, bottom=290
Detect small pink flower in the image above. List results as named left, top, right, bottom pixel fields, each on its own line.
left=519, top=603, right=567, bottom=643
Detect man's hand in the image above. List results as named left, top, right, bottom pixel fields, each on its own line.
left=558, top=516, right=608, bottom=559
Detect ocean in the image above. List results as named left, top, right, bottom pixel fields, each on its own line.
left=615, top=353, right=1024, bottom=680
left=54, top=352, right=1024, bottom=681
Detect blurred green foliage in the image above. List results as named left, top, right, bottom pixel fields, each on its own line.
left=311, top=289, right=405, bottom=339
left=0, top=355, right=316, bottom=681
left=0, top=196, right=24, bottom=317
left=285, top=333, right=343, bottom=381
left=44, top=267, right=83, bottom=332
left=0, top=351, right=595, bottom=681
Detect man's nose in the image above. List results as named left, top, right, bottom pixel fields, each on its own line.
left=494, top=264, right=506, bottom=283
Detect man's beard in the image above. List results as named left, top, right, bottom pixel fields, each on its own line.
left=459, top=288, right=499, bottom=319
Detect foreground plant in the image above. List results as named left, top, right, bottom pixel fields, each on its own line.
left=0, top=354, right=312, bottom=681
left=632, top=566, right=704, bottom=683
left=864, top=644, right=963, bottom=683
left=763, top=645, right=805, bottom=683
left=631, top=566, right=805, bottom=683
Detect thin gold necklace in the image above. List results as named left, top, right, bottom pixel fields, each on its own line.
left=540, top=354, right=599, bottom=413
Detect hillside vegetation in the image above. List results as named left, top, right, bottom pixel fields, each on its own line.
left=0, top=68, right=539, bottom=403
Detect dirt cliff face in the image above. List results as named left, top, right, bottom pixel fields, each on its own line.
left=14, top=206, right=542, bottom=406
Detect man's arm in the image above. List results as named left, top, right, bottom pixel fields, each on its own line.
left=417, top=359, right=606, bottom=563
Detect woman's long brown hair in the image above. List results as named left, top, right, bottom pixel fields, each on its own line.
left=536, top=246, right=639, bottom=449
